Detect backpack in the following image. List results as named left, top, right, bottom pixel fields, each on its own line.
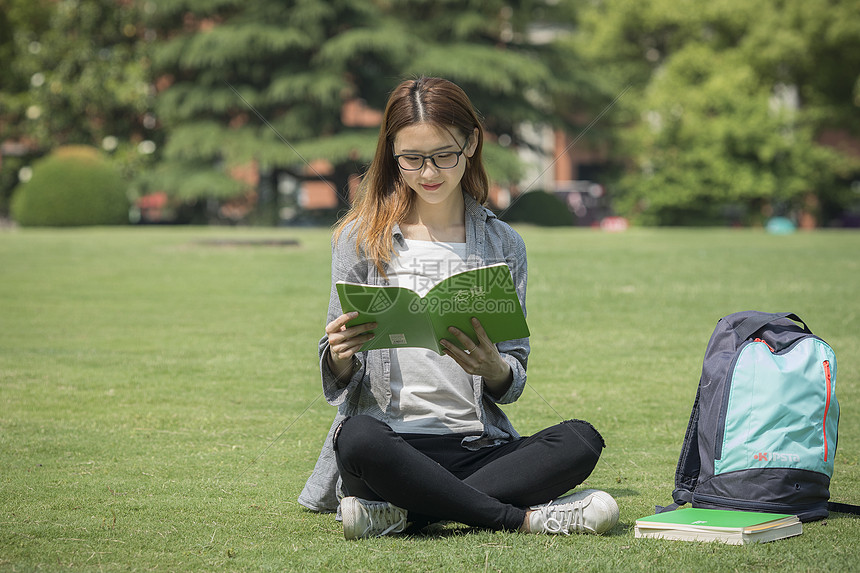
left=664, top=311, right=845, bottom=522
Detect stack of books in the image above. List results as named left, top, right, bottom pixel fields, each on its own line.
left=634, top=507, right=802, bottom=545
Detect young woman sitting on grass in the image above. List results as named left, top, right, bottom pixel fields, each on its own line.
left=298, top=77, right=618, bottom=539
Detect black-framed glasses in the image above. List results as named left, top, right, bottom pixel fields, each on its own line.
left=394, top=139, right=469, bottom=171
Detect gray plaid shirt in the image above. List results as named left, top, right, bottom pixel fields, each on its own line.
left=298, top=193, right=529, bottom=512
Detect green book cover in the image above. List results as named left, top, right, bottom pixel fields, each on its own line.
left=336, top=262, right=529, bottom=355
left=635, top=508, right=802, bottom=545
left=636, top=508, right=796, bottom=530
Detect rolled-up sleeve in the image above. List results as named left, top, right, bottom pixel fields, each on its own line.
left=318, top=228, right=369, bottom=406
left=485, top=223, right=529, bottom=405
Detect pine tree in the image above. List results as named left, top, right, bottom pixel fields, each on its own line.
left=145, top=0, right=592, bottom=222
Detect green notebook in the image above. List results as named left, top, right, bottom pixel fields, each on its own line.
left=635, top=508, right=802, bottom=545
left=336, top=262, right=529, bottom=355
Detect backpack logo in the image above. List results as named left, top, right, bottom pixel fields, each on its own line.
left=753, top=451, right=801, bottom=463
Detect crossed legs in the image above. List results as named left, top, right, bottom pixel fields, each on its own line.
left=334, top=415, right=605, bottom=531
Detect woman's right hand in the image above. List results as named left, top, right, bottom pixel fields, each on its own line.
left=325, top=312, right=376, bottom=371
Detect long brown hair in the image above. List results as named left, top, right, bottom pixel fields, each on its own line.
left=334, top=77, right=489, bottom=275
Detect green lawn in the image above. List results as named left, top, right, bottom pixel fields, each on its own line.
left=1, top=226, right=858, bottom=572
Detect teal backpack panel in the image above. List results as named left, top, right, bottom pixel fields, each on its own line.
left=715, top=338, right=838, bottom=478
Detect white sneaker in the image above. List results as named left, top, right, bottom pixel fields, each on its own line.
left=527, top=489, right=619, bottom=535
left=341, top=497, right=409, bottom=540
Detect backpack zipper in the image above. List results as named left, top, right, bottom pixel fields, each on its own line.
left=754, top=338, right=775, bottom=352
left=823, top=360, right=832, bottom=462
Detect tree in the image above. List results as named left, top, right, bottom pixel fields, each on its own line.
left=576, top=0, right=860, bottom=226
left=144, top=0, right=597, bottom=222
left=0, top=0, right=52, bottom=136
left=3, top=0, right=157, bottom=165
left=0, top=0, right=53, bottom=216
left=0, top=0, right=158, bottom=216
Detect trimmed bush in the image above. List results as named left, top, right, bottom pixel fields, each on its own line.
left=498, top=190, right=574, bottom=226
left=11, top=146, right=129, bottom=227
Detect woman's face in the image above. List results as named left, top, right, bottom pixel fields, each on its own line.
left=393, top=122, right=476, bottom=209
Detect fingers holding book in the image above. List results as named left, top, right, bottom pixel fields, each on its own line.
left=326, top=311, right=376, bottom=362
left=441, top=318, right=511, bottom=392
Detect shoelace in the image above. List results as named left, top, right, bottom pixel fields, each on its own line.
left=362, top=502, right=408, bottom=538
left=535, top=500, right=588, bottom=535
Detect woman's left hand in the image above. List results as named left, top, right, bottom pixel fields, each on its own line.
left=441, top=317, right=512, bottom=397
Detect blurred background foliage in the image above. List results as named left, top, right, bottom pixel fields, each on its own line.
left=579, top=0, right=860, bottom=226
left=10, top=144, right=129, bottom=226
left=1, top=0, right=858, bottom=226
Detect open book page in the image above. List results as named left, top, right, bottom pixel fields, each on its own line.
left=336, top=263, right=529, bottom=354
left=335, top=283, right=440, bottom=352
left=424, top=263, right=528, bottom=351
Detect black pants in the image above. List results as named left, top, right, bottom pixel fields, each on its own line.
left=334, top=414, right=605, bottom=531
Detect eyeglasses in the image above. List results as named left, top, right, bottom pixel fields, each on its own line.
left=394, top=139, right=469, bottom=171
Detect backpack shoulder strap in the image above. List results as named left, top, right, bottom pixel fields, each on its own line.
left=655, top=502, right=683, bottom=514
left=828, top=502, right=860, bottom=516
left=670, top=380, right=703, bottom=508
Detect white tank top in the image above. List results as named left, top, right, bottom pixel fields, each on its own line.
left=385, top=238, right=483, bottom=435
